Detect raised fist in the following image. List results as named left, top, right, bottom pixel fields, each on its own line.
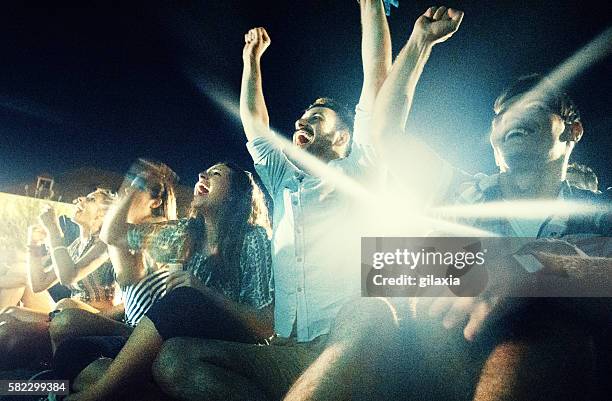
left=413, top=6, right=463, bottom=45
left=243, top=27, right=271, bottom=62
left=38, top=204, right=59, bottom=232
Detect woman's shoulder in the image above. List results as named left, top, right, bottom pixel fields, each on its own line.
left=242, top=225, right=270, bottom=246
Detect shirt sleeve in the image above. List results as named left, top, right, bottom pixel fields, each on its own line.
left=337, top=104, right=381, bottom=180
left=238, top=226, right=274, bottom=310
left=352, top=103, right=374, bottom=147
left=126, top=223, right=150, bottom=252
left=246, top=136, right=295, bottom=197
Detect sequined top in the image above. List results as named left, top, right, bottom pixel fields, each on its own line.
left=67, top=237, right=116, bottom=304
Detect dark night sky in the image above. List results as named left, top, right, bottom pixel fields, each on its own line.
left=0, top=0, right=610, bottom=192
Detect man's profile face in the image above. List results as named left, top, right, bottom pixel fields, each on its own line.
left=293, top=106, right=346, bottom=161
left=490, top=99, right=567, bottom=170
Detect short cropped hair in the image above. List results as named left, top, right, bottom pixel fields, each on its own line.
left=306, top=97, right=354, bottom=134
left=494, top=74, right=580, bottom=125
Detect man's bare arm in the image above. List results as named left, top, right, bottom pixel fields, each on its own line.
left=372, top=6, right=463, bottom=143
left=240, top=27, right=272, bottom=142
left=359, top=0, right=392, bottom=111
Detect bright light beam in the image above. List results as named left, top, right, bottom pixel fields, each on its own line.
left=433, top=200, right=611, bottom=219
left=511, top=25, right=612, bottom=117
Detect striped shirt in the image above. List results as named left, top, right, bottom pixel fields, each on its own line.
left=123, top=268, right=170, bottom=326
left=123, top=220, right=191, bottom=326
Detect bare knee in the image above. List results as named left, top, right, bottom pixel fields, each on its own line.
left=49, top=308, right=92, bottom=347
left=153, top=338, right=238, bottom=398
left=332, top=298, right=400, bottom=343
left=54, top=298, right=81, bottom=310
left=475, top=329, right=595, bottom=401
left=0, top=306, right=20, bottom=316
left=153, top=338, right=195, bottom=387
left=73, top=357, right=113, bottom=392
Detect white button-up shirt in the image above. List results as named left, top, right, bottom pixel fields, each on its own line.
left=247, top=107, right=377, bottom=342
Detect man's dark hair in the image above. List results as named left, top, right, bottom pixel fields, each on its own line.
left=494, top=74, right=581, bottom=125
left=306, top=97, right=354, bottom=134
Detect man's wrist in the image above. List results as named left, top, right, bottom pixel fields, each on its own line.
left=43, top=223, right=62, bottom=238
left=243, top=56, right=262, bottom=69
left=45, top=232, right=65, bottom=249
left=407, top=32, right=435, bottom=53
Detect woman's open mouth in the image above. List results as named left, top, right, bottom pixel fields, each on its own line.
left=195, top=182, right=210, bottom=196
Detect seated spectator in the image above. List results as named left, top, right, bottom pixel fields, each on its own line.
left=1, top=248, right=54, bottom=312
left=0, top=188, right=117, bottom=370
left=48, top=160, right=179, bottom=351
left=1, top=276, right=54, bottom=318
left=56, top=162, right=273, bottom=401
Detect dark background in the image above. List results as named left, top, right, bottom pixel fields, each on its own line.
left=0, top=0, right=610, bottom=192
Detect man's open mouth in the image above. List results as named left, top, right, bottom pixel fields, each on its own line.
left=295, top=130, right=314, bottom=146
left=504, top=128, right=529, bottom=142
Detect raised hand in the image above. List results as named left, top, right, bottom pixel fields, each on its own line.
left=413, top=6, right=463, bottom=45
left=38, top=204, right=60, bottom=233
left=243, top=27, right=271, bottom=62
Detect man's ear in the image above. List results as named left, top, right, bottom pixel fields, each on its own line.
left=333, top=130, right=350, bottom=147
left=560, top=121, right=584, bottom=142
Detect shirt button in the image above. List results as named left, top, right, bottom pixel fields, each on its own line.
left=296, top=257, right=303, bottom=263
left=296, top=227, right=302, bottom=234
left=297, top=287, right=303, bottom=292
left=292, top=199, right=298, bottom=206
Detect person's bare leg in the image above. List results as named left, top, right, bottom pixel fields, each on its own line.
left=73, top=357, right=174, bottom=401
left=65, top=317, right=163, bottom=400
left=283, top=298, right=400, bottom=401
left=1, top=305, right=49, bottom=323
left=49, top=308, right=132, bottom=351
left=0, top=287, right=25, bottom=310
left=54, top=297, right=100, bottom=313
left=20, top=286, right=54, bottom=312
left=0, top=313, right=51, bottom=369
left=73, top=358, right=113, bottom=392
left=154, top=338, right=278, bottom=401
left=473, top=325, right=595, bottom=401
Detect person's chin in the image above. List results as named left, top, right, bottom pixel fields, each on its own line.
left=503, top=151, right=545, bottom=170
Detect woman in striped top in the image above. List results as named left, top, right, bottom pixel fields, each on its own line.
left=46, top=161, right=179, bottom=351
left=0, top=188, right=117, bottom=370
